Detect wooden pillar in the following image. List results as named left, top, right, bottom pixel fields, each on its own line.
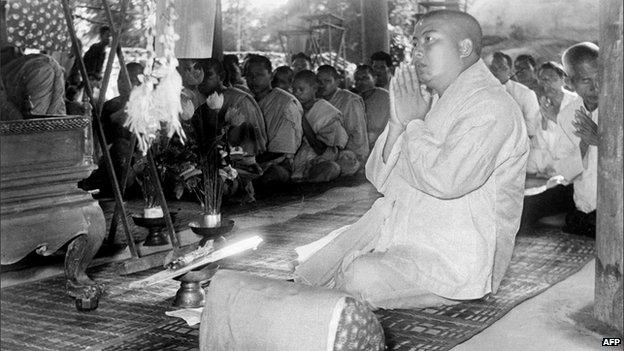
left=0, top=1, right=7, bottom=46
left=595, top=0, right=623, bottom=333
left=172, top=0, right=217, bottom=59
left=212, top=0, right=223, bottom=61
left=288, top=0, right=309, bottom=56
left=360, top=0, right=389, bottom=63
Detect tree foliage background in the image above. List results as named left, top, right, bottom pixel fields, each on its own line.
left=72, top=0, right=420, bottom=65
left=72, top=0, right=151, bottom=48
left=72, top=0, right=597, bottom=66
left=220, top=0, right=421, bottom=65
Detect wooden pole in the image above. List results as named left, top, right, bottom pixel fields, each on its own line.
left=100, top=0, right=136, bottom=247
left=100, top=0, right=180, bottom=251
left=595, top=0, right=623, bottom=333
left=359, top=0, right=366, bottom=63
left=97, top=0, right=141, bottom=257
left=0, top=1, right=7, bottom=46
left=106, top=135, right=136, bottom=246
left=60, top=0, right=139, bottom=258
left=96, top=0, right=127, bottom=119
left=361, top=0, right=389, bottom=63
left=235, top=0, right=242, bottom=52
left=212, top=0, right=223, bottom=61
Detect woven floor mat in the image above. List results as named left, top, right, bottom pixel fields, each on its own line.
left=0, top=191, right=378, bottom=351
left=95, top=229, right=594, bottom=351
left=375, top=229, right=594, bottom=350
left=1, top=189, right=594, bottom=350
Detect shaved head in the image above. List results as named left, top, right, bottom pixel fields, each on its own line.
left=562, top=42, right=600, bottom=110
left=293, top=69, right=319, bottom=88
left=417, top=10, right=483, bottom=56
left=562, top=42, right=599, bottom=78
left=412, top=10, right=483, bottom=94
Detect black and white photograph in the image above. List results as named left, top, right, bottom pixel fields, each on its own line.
left=0, top=0, right=622, bottom=350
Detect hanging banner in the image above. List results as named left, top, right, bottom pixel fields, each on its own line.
left=155, top=0, right=216, bottom=59
left=5, top=0, right=70, bottom=53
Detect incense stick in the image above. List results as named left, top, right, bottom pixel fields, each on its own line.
left=129, top=235, right=263, bottom=288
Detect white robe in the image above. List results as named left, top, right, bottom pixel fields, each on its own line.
left=295, top=60, right=529, bottom=303
left=555, top=96, right=598, bottom=213
left=504, top=79, right=541, bottom=137
left=527, top=89, right=579, bottom=176
left=292, top=99, right=348, bottom=180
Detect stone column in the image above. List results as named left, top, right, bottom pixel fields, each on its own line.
left=360, top=0, right=389, bottom=63
left=595, top=0, right=623, bottom=333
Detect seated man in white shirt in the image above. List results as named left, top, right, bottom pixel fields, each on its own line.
left=556, top=42, right=600, bottom=237
left=489, top=51, right=541, bottom=137
left=294, top=10, right=528, bottom=309
left=520, top=61, right=577, bottom=230
left=514, top=54, right=540, bottom=92
left=531, top=61, right=579, bottom=173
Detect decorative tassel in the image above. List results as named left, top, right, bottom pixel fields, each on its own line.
left=123, top=0, right=185, bottom=155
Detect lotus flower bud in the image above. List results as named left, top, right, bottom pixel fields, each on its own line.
left=206, top=92, right=224, bottom=110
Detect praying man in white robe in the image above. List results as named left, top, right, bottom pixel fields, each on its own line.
left=294, top=10, right=529, bottom=309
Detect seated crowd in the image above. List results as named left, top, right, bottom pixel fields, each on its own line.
left=486, top=44, right=600, bottom=238
left=76, top=50, right=398, bottom=203
left=0, top=32, right=600, bottom=239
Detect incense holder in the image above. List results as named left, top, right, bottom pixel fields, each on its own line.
left=172, top=263, right=219, bottom=308
left=143, top=206, right=164, bottom=218
left=132, top=212, right=177, bottom=246
left=189, top=218, right=235, bottom=246
left=202, top=213, right=221, bottom=227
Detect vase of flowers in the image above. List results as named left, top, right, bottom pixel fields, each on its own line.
left=180, top=92, right=237, bottom=244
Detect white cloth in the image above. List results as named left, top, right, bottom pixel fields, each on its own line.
left=504, top=79, right=541, bottom=137
left=555, top=96, right=598, bottom=213
left=328, top=89, right=370, bottom=162
left=296, top=60, right=529, bottom=301
left=527, top=89, right=579, bottom=175
left=165, top=308, right=203, bottom=326
left=199, top=270, right=364, bottom=351
left=292, top=99, right=348, bottom=180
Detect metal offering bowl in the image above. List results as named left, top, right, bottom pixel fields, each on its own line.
left=171, top=263, right=220, bottom=308
left=131, top=212, right=178, bottom=227
left=173, top=263, right=220, bottom=282
left=131, top=212, right=177, bottom=246
left=189, top=219, right=235, bottom=245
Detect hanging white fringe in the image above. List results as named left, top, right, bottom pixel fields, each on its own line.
left=123, top=0, right=185, bottom=155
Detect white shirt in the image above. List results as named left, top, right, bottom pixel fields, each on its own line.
left=527, top=89, right=579, bottom=175
left=555, top=95, right=598, bottom=213
left=504, top=79, right=541, bottom=137
left=365, top=60, right=529, bottom=299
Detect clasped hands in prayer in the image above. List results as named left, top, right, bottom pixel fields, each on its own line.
left=538, top=92, right=562, bottom=128
left=389, top=62, right=432, bottom=128
left=573, top=106, right=598, bottom=149
left=383, top=62, right=433, bottom=162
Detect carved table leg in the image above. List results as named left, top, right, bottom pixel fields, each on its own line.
left=65, top=235, right=101, bottom=294
left=64, top=205, right=106, bottom=310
